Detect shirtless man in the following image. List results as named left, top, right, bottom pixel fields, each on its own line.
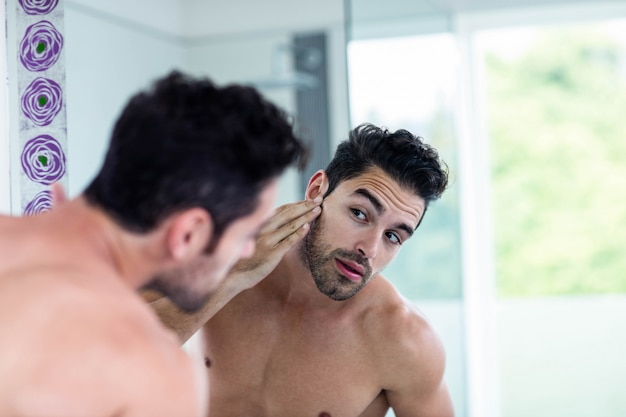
left=153, top=123, right=455, bottom=417
left=0, top=71, right=308, bottom=417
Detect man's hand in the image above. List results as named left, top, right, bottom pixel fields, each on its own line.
left=226, top=197, right=322, bottom=292
left=149, top=197, right=322, bottom=343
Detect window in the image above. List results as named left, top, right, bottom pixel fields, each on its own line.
left=476, top=19, right=626, bottom=417
left=348, top=2, right=626, bottom=416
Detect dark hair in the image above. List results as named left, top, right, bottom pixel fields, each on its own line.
left=324, top=123, right=448, bottom=226
left=84, top=71, right=307, bottom=239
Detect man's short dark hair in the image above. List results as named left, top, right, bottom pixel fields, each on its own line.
left=324, top=123, right=448, bottom=226
left=84, top=71, right=307, bottom=239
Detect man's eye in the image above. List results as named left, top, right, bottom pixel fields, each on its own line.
left=351, top=208, right=366, bottom=220
left=386, top=231, right=401, bottom=245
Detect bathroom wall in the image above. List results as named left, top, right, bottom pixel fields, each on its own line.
left=64, top=0, right=186, bottom=197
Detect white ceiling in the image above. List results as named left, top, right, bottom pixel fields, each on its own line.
left=66, top=0, right=622, bottom=39
left=349, top=0, right=615, bottom=22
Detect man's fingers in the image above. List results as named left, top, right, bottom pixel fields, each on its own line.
left=259, top=198, right=321, bottom=236
left=266, top=205, right=321, bottom=247
left=273, top=222, right=311, bottom=252
left=283, top=206, right=320, bottom=234
left=229, top=202, right=319, bottom=280
left=273, top=197, right=320, bottom=216
left=50, top=182, right=68, bottom=207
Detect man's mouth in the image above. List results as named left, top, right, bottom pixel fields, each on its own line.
left=335, top=258, right=364, bottom=282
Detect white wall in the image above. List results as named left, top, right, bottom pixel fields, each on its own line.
left=64, top=1, right=186, bottom=196
left=181, top=0, right=344, bottom=38
left=67, top=0, right=184, bottom=37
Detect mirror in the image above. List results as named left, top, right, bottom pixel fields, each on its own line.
left=2, top=0, right=350, bottom=214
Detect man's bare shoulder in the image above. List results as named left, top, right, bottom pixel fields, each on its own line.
left=0, top=265, right=168, bottom=343
left=356, top=277, right=455, bottom=415
left=360, top=276, right=447, bottom=387
left=0, top=268, right=201, bottom=417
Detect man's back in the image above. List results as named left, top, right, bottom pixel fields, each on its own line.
left=202, top=268, right=448, bottom=417
left=0, top=215, right=204, bottom=417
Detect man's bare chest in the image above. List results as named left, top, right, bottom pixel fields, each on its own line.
left=203, top=309, right=388, bottom=417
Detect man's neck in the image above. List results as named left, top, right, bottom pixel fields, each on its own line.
left=35, top=196, right=157, bottom=290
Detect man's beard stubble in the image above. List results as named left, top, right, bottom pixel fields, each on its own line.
left=299, top=214, right=373, bottom=301
left=144, top=266, right=212, bottom=313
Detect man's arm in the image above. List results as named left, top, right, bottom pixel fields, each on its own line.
left=382, top=305, right=455, bottom=417
left=147, top=198, right=322, bottom=344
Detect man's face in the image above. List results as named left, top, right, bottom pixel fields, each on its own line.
left=151, top=180, right=278, bottom=312
left=300, top=167, right=425, bottom=301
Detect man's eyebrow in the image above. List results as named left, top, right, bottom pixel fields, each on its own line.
left=397, top=223, right=415, bottom=238
left=354, top=188, right=383, bottom=214
left=353, top=188, right=415, bottom=238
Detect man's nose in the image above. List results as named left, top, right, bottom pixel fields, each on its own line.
left=355, top=230, right=379, bottom=260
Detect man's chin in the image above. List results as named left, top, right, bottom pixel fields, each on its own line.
left=143, top=283, right=210, bottom=313
left=167, top=292, right=210, bottom=313
left=324, top=290, right=357, bottom=302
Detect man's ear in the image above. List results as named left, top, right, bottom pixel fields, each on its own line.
left=166, top=208, right=213, bottom=262
left=305, top=170, right=329, bottom=201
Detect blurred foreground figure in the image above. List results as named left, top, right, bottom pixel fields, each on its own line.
left=0, top=71, right=307, bottom=417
